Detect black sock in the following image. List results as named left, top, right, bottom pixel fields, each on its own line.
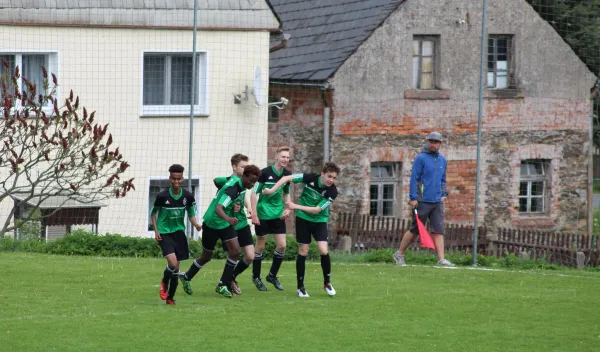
left=269, top=250, right=285, bottom=277
left=296, top=254, right=307, bottom=289
left=167, top=269, right=179, bottom=300
left=162, top=265, right=175, bottom=288
left=233, top=258, right=250, bottom=279
left=321, top=254, right=331, bottom=285
left=252, top=252, right=263, bottom=278
left=219, top=258, right=238, bottom=287
left=184, top=259, right=203, bottom=280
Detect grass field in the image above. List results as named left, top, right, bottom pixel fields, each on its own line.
left=1, top=253, right=599, bottom=352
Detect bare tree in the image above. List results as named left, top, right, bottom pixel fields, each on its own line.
left=0, top=59, right=134, bottom=237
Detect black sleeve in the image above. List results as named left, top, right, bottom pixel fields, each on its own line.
left=304, top=173, right=318, bottom=184
left=223, top=185, right=240, bottom=200
left=153, top=192, right=164, bottom=207
left=325, top=186, right=338, bottom=202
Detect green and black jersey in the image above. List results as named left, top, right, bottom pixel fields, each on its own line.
left=151, top=188, right=197, bottom=234
left=253, top=165, right=291, bottom=220
left=214, top=176, right=248, bottom=231
left=204, top=176, right=244, bottom=230
left=291, top=173, right=337, bottom=223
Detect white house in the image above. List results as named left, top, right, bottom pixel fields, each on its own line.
left=0, top=0, right=280, bottom=238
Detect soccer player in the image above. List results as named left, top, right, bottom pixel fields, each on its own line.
left=180, top=165, right=261, bottom=298
left=250, top=146, right=292, bottom=291
left=212, top=154, right=256, bottom=295
left=262, top=162, right=340, bottom=298
left=152, top=164, right=202, bottom=305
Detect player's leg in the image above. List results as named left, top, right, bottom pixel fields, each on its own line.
left=216, top=227, right=240, bottom=298
left=313, top=222, right=335, bottom=296
left=266, top=220, right=287, bottom=290
left=394, top=203, right=426, bottom=265
left=431, top=202, right=453, bottom=266
left=165, top=231, right=188, bottom=302
left=158, top=233, right=177, bottom=301
left=252, top=221, right=268, bottom=291
left=295, top=218, right=310, bottom=297
left=231, top=226, right=254, bottom=295
left=180, top=224, right=217, bottom=294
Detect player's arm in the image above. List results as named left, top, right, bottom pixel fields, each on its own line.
left=215, top=186, right=239, bottom=226
left=409, top=156, right=424, bottom=201
left=261, top=175, right=293, bottom=195
left=244, top=194, right=252, bottom=218
left=288, top=188, right=336, bottom=215
left=214, top=176, right=228, bottom=190
left=251, top=173, right=267, bottom=224
left=150, top=196, right=162, bottom=240
left=441, top=160, right=448, bottom=201
left=186, top=196, right=202, bottom=231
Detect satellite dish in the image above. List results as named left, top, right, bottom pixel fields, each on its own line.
left=253, top=66, right=263, bottom=106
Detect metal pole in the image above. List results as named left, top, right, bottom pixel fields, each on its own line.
left=472, top=0, right=488, bottom=267
left=589, top=97, right=594, bottom=238
left=187, top=0, right=198, bottom=240
left=324, top=107, right=330, bottom=162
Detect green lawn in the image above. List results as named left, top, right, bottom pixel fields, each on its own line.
left=1, top=253, right=599, bottom=352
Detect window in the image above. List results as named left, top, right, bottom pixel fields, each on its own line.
left=370, top=163, right=401, bottom=216
left=0, top=53, right=58, bottom=105
left=268, top=96, right=280, bottom=122
left=487, top=36, right=512, bottom=89
left=412, top=36, right=438, bottom=89
left=519, top=160, right=550, bottom=214
left=148, top=178, right=200, bottom=232
left=142, top=52, right=208, bottom=116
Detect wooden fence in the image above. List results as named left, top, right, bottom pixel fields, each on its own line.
left=594, top=146, right=600, bottom=180
left=333, top=212, right=600, bottom=267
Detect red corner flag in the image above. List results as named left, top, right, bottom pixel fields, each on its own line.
left=414, top=209, right=435, bottom=249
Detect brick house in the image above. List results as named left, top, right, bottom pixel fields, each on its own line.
left=267, top=0, right=596, bottom=232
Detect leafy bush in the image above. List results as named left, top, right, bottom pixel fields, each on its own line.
left=0, top=231, right=320, bottom=261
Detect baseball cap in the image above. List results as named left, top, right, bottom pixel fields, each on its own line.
left=427, top=132, right=443, bottom=142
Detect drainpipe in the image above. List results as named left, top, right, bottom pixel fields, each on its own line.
left=321, top=86, right=331, bottom=162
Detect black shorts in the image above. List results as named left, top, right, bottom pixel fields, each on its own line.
left=158, top=230, right=190, bottom=261
left=202, top=223, right=237, bottom=251
left=410, top=202, right=445, bottom=235
left=295, top=217, right=328, bottom=244
left=222, top=225, right=254, bottom=252
left=255, top=218, right=286, bottom=236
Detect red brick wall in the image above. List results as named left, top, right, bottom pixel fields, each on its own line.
left=446, top=160, right=477, bottom=222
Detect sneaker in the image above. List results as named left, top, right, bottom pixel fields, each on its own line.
left=252, top=276, right=268, bottom=291
left=393, top=252, right=407, bottom=266
left=437, top=259, right=455, bottom=267
left=297, top=287, right=310, bottom=298
left=166, top=299, right=175, bottom=305
left=231, top=280, right=242, bottom=296
left=159, top=281, right=168, bottom=300
left=323, top=283, right=336, bottom=296
left=266, top=274, right=284, bottom=291
left=215, top=285, right=233, bottom=298
left=178, top=273, right=193, bottom=295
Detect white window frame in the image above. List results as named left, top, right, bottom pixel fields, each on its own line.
left=146, top=175, right=203, bottom=238
left=140, top=50, right=209, bottom=117
left=0, top=50, right=59, bottom=115
left=370, top=163, right=401, bottom=217
left=518, top=160, right=549, bottom=214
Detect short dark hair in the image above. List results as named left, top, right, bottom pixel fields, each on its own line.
left=322, top=162, right=340, bottom=175
left=168, top=164, right=185, bottom=173
left=231, top=153, right=249, bottom=166
left=243, top=164, right=261, bottom=179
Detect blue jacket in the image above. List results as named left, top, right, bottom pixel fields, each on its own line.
left=409, top=145, right=448, bottom=203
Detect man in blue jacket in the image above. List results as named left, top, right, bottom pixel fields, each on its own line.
left=393, top=132, right=454, bottom=266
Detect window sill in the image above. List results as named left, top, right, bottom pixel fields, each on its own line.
left=404, top=89, right=451, bottom=100
left=485, top=88, right=525, bottom=99
left=512, top=214, right=554, bottom=228
left=140, top=114, right=209, bottom=118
